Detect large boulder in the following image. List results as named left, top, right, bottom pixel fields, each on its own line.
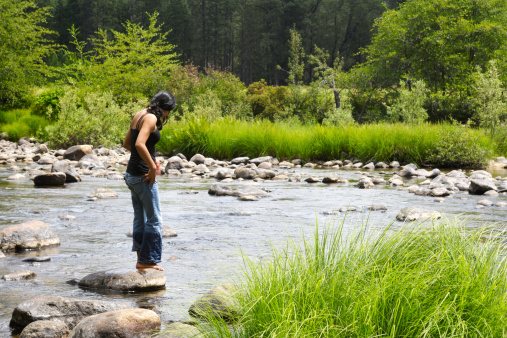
left=51, top=160, right=81, bottom=183
left=0, top=220, right=60, bottom=252
left=396, top=207, right=442, bottom=222
left=188, top=284, right=240, bottom=321
left=68, top=308, right=160, bottom=338
left=189, top=154, right=206, bottom=165
left=234, top=167, right=257, bottom=180
left=78, top=269, right=166, bottom=292
left=468, top=179, right=497, bottom=195
left=63, top=145, right=93, bottom=161
left=10, top=296, right=132, bottom=331
left=164, top=156, right=185, bottom=171
left=33, top=173, right=66, bottom=187
left=19, top=320, right=70, bottom=338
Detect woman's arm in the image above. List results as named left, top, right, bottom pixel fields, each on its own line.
left=123, top=128, right=132, bottom=151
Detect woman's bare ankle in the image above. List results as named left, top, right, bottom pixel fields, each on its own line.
left=136, top=262, right=164, bottom=271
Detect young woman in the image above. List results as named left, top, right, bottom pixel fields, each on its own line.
left=123, top=91, right=176, bottom=271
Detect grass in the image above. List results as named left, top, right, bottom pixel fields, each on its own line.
left=198, top=218, right=507, bottom=337
left=159, top=116, right=499, bottom=166
left=0, top=108, right=50, bottom=141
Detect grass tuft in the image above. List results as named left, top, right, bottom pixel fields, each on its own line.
left=198, top=218, right=507, bottom=337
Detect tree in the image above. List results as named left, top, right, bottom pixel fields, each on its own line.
left=0, top=0, right=56, bottom=104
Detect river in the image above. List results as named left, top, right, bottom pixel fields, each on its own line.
left=1, top=163, right=506, bottom=336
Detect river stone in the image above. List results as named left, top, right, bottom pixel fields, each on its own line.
left=430, top=187, right=450, bottom=197
left=63, top=145, right=93, bottom=161
left=369, top=205, right=387, bottom=211
left=250, top=156, right=272, bottom=165
left=22, top=256, right=51, bottom=262
left=189, top=154, right=206, bottom=165
left=0, top=252, right=5, bottom=258
left=164, top=156, right=185, bottom=171
left=158, top=322, right=202, bottom=338
left=477, top=199, right=493, bottom=206
left=0, top=220, right=60, bottom=252
left=7, top=173, right=25, bottom=180
left=33, top=172, right=66, bottom=186
left=356, top=177, right=374, bottom=189
left=496, top=202, right=507, bottom=207
left=389, top=161, right=400, bottom=168
left=10, top=296, right=133, bottom=331
left=231, top=157, right=249, bottom=165
left=2, top=270, right=36, bottom=281
left=305, top=176, right=321, bottom=183
left=189, top=283, right=240, bottom=321
left=362, top=162, right=375, bottom=170
left=78, top=268, right=166, bottom=292
left=68, top=308, right=160, bottom=338
left=396, top=207, right=442, bottom=222
left=208, top=184, right=239, bottom=197
left=238, top=195, right=259, bottom=201
left=399, top=166, right=417, bottom=177
left=254, top=168, right=276, bottom=179
left=19, top=320, right=70, bottom=338
left=234, top=167, right=257, bottom=180
left=484, top=190, right=499, bottom=196
left=258, top=162, right=272, bottom=169
left=37, top=156, right=56, bottom=165
left=322, top=175, right=340, bottom=183
left=468, top=179, right=497, bottom=195
left=214, top=168, right=235, bottom=180
left=88, top=188, right=118, bottom=199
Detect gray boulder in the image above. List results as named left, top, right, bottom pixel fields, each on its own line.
left=10, top=296, right=132, bottom=331
left=231, top=157, right=249, bottom=165
left=396, top=207, right=442, bottom=222
left=189, top=283, right=240, bottom=321
left=356, top=177, right=374, bottom=189
left=33, top=172, right=66, bottom=186
left=19, top=320, right=70, bottom=338
left=214, top=168, right=235, bottom=180
left=254, top=169, right=276, bottom=179
left=208, top=184, right=239, bottom=197
left=68, top=309, right=160, bottom=338
left=250, top=156, right=272, bottom=165
left=0, top=220, right=60, bottom=252
left=165, top=156, right=185, bottom=171
left=78, top=269, right=166, bottom=292
left=399, top=164, right=418, bottom=177
left=51, top=160, right=81, bottom=183
left=189, top=154, right=206, bottom=165
left=234, top=167, right=257, bottom=180
left=468, top=179, right=497, bottom=195
left=63, top=145, right=93, bottom=161
left=362, top=162, right=375, bottom=170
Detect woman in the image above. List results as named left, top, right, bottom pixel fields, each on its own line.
left=123, top=91, right=176, bottom=271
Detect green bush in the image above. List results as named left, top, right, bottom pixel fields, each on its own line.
left=386, top=80, right=428, bottom=123
left=199, top=218, right=507, bottom=337
left=31, top=87, right=65, bottom=120
left=0, top=108, right=49, bottom=141
left=45, top=89, right=145, bottom=148
left=247, top=80, right=291, bottom=121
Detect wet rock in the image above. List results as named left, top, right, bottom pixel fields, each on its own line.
left=375, top=162, right=389, bottom=169
left=214, top=168, right=234, bottom=180
left=258, top=162, right=272, bottom=170
left=399, top=164, right=418, bottom=177
left=322, top=175, right=340, bottom=183
left=157, top=322, right=202, bottom=338
left=468, top=179, right=497, bottom=195
left=254, top=168, right=276, bottom=179
left=208, top=184, right=239, bottom=197
left=33, top=172, right=66, bottom=186
left=371, top=176, right=386, bottom=185
left=339, top=206, right=357, bottom=212
left=7, top=173, right=25, bottom=180
left=63, top=145, right=93, bottom=161
left=496, top=202, right=507, bottom=207
left=279, top=161, right=294, bottom=168
left=303, top=162, right=316, bottom=168
left=477, top=199, right=493, bottom=206
left=0, top=220, right=60, bottom=252
left=37, top=156, right=56, bottom=165
left=165, top=156, right=185, bottom=171
left=250, top=156, right=272, bottom=165
left=88, top=188, right=118, bottom=199
left=305, top=176, right=321, bottom=183
left=356, top=177, right=374, bottom=189
left=0, top=252, right=5, bottom=258
left=22, top=256, right=51, bottom=263
left=189, top=283, right=240, bottom=321
left=189, top=154, right=206, bottom=165
left=78, top=268, right=166, bottom=292
left=2, top=270, right=36, bottom=281
left=238, top=195, right=259, bottom=201
left=362, top=162, right=375, bottom=170
left=19, top=320, right=70, bottom=338
left=396, top=207, right=442, bottom=222
left=234, top=167, right=257, bottom=180
left=426, top=169, right=441, bottom=178
left=484, top=190, right=499, bottom=196
left=369, top=205, right=387, bottom=211
left=351, top=162, right=363, bottom=169
left=231, top=157, right=249, bottom=165
left=389, top=161, right=400, bottom=168
left=10, top=296, right=133, bottom=331
left=430, top=187, right=450, bottom=197
left=68, top=308, right=160, bottom=338
left=78, top=154, right=105, bottom=169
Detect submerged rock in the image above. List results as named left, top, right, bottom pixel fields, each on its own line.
left=396, top=207, right=442, bottom=222
left=159, top=322, right=202, bottom=338
left=88, top=188, right=118, bottom=199
left=0, top=220, right=60, bottom=252
left=19, top=320, right=70, bottom=338
left=78, top=268, right=166, bottom=292
left=2, top=270, right=36, bottom=281
left=68, top=308, right=160, bottom=338
left=33, top=173, right=66, bottom=187
left=188, top=283, right=240, bottom=321
left=10, top=296, right=132, bottom=331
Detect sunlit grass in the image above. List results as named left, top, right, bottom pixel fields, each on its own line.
left=198, top=218, right=507, bottom=337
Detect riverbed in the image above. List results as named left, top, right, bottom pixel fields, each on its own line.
left=0, top=163, right=506, bottom=336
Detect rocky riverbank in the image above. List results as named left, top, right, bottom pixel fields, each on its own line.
left=1, top=137, right=507, bottom=337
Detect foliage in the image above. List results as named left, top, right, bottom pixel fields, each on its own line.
left=247, top=80, right=291, bottom=121
left=472, top=60, right=507, bottom=132
left=285, top=27, right=305, bottom=85
left=0, top=0, right=57, bottom=105
left=199, top=218, right=507, bottom=337
left=386, top=80, right=428, bottom=124
left=31, top=87, right=65, bottom=120
left=322, top=90, right=355, bottom=126
left=428, top=122, right=493, bottom=168
left=159, top=118, right=496, bottom=166
left=45, top=89, right=146, bottom=148
left=0, top=108, right=50, bottom=141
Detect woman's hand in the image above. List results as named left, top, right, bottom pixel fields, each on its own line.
left=143, top=167, right=157, bottom=186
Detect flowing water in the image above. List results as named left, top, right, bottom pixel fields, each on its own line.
left=0, top=163, right=506, bottom=336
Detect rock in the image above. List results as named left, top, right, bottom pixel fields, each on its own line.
left=165, top=156, right=185, bottom=171
left=484, top=190, right=499, bottom=196
left=78, top=268, right=166, bottom=292
left=234, top=167, right=257, bottom=180
left=254, top=168, right=276, bottom=179
left=189, top=283, right=240, bottom=321
left=88, top=188, right=118, bottom=199
left=356, top=177, right=374, bottom=189
left=375, top=162, right=389, bottom=169
left=279, top=161, right=294, bottom=168
left=468, top=179, right=497, bottom=195
left=362, top=162, right=375, bottom=170
left=399, top=165, right=418, bottom=177
left=303, top=163, right=315, bottom=168
left=322, top=175, right=340, bottom=183
left=351, top=162, right=363, bottom=169
left=250, top=156, right=272, bottom=165
left=426, top=169, right=441, bottom=178
left=496, top=202, right=507, bottom=207
left=51, top=161, right=81, bottom=183
left=258, top=162, right=272, bottom=170
left=59, top=214, right=76, bottom=221
left=19, top=320, right=70, bottom=338
left=78, top=154, right=105, bottom=169
left=22, top=256, right=51, bottom=262
left=7, top=173, right=25, bottom=180
left=371, top=176, right=386, bottom=185
left=63, top=145, right=93, bottom=161
left=477, top=199, right=493, bottom=206
left=238, top=195, right=259, bottom=201
left=305, top=176, right=321, bottom=183
left=430, top=188, right=450, bottom=197
left=389, top=161, right=400, bottom=168
left=231, top=157, right=249, bottom=165
left=10, top=296, right=132, bottom=331
left=339, top=206, right=357, bottom=212
left=0, top=252, right=5, bottom=258
left=37, top=156, right=56, bottom=165
left=369, top=205, right=387, bottom=211
left=33, top=172, right=66, bottom=186
left=396, top=207, right=442, bottom=222
left=214, top=168, right=235, bottom=180
left=208, top=184, right=239, bottom=197
left=189, top=154, right=206, bottom=165
left=68, top=308, right=160, bottom=338
left=2, top=270, right=36, bottom=281
left=0, top=220, right=60, bottom=252
left=157, top=322, right=202, bottom=338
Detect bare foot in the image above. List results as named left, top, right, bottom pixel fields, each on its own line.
left=136, top=262, right=164, bottom=271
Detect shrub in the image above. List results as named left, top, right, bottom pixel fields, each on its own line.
left=0, top=108, right=49, bottom=141
left=31, top=87, right=65, bottom=120
left=45, top=89, right=145, bottom=148
left=386, top=80, right=428, bottom=123
left=247, top=80, right=291, bottom=121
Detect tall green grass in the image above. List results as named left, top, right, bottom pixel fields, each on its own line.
left=200, top=219, right=507, bottom=337
left=159, top=117, right=498, bottom=166
left=0, top=108, right=50, bottom=141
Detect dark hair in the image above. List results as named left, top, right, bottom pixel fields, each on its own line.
left=147, top=91, right=176, bottom=130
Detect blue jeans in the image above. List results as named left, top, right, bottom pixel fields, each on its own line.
left=124, top=172, right=162, bottom=264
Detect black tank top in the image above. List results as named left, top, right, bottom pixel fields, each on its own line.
left=126, top=113, right=161, bottom=175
